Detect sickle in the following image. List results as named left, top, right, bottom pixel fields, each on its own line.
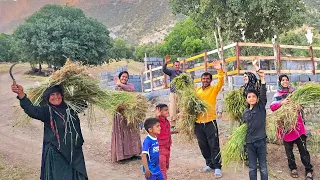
left=9, top=63, right=18, bottom=85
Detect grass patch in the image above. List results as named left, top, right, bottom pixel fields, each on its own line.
left=88, top=60, right=144, bottom=77
left=0, top=63, right=29, bottom=74
left=21, top=74, right=48, bottom=82
left=0, top=155, right=30, bottom=180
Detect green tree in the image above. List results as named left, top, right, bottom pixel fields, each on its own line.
left=13, top=5, right=112, bottom=71
left=170, top=0, right=306, bottom=42
left=108, top=38, right=134, bottom=60
left=134, top=43, right=163, bottom=61
left=160, top=17, right=207, bottom=58
left=0, top=33, right=15, bottom=62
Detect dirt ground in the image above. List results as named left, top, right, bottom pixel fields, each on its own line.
left=0, top=65, right=319, bottom=180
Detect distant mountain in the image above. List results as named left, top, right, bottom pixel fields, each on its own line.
left=0, top=0, right=177, bottom=44
left=2, top=0, right=318, bottom=45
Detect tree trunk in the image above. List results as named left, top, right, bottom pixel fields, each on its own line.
left=39, top=62, right=42, bottom=73
left=214, top=31, right=221, bottom=59
left=216, top=17, right=228, bottom=86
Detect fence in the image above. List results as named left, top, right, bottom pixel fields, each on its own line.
left=142, top=42, right=320, bottom=92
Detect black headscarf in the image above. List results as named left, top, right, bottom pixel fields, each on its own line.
left=42, top=85, right=66, bottom=108
left=243, top=72, right=260, bottom=96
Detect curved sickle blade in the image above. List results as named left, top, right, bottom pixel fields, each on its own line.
left=9, top=63, right=18, bottom=85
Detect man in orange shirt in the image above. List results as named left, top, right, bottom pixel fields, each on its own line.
left=195, top=62, right=224, bottom=179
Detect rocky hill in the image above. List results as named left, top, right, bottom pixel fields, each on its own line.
left=0, top=0, right=177, bottom=44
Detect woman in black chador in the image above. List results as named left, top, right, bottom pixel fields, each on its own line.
left=11, top=84, right=88, bottom=180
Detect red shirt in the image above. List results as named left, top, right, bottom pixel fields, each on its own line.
left=157, top=116, right=172, bottom=148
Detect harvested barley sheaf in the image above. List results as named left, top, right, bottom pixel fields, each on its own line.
left=221, top=124, right=247, bottom=169
left=269, top=82, right=320, bottom=135
left=24, top=60, right=147, bottom=127
left=172, top=73, right=208, bottom=140
left=224, top=89, right=247, bottom=123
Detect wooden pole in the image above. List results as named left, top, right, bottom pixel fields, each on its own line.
left=164, top=55, right=170, bottom=88
left=310, top=46, right=316, bottom=75
left=149, top=65, right=153, bottom=92
left=277, top=44, right=281, bottom=75
left=140, top=71, right=144, bottom=92
left=183, top=59, right=186, bottom=72
left=236, top=42, right=240, bottom=74
left=204, top=52, right=208, bottom=72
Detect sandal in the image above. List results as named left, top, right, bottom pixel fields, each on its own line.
left=305, top=172, right=313, bottom=180
left=290, top=170, right=299, bottom=178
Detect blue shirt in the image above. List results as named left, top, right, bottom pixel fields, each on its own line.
left=142, top=135, right=161, bottom=174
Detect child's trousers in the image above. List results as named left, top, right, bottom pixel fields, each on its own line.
left=146, top=172, right=164, bottom=180
left=159, top=146, right=170, bottom=180
left=247, top=138, right=268, bottom=180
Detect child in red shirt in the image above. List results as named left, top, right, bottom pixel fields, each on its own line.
left=155, top=104, right=172, bottom=180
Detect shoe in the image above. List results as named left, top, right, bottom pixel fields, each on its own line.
left=199, top=166, right=213, bottom=173
left=214, top=169, right=222, bottom=179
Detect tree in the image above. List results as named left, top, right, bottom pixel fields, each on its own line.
left=134, top=43, right=163, bottom=61
left=160, top=17, right=207, bottom=58
left=108, top=38, right=134, bottom=60
left=0, top=33, right=15, bottom=62
left=13, top=5, right=112, bottom=71
left=170, top=0, right=306, bottom=42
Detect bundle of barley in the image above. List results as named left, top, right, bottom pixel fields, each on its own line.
left=172, top=73, right=195, bottom=90
left=266, top=113, right=278, bottom=144
left=108, top=92, right=148, bottom=126
left=269, top=82, right=320, bottom=135
left=25, top=60, right=147, bottom=127
left=172, top=73, right=208, bottom=139
left=224, top=89, right=247, bottom=123
left=221, top=123, right=247, bottom=168
left=177, top=89, right=208, bottom=139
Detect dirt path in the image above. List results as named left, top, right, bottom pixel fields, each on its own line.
left=0, top=68, right=319, bottom=180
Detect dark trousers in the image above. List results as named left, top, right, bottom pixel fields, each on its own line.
left=194, top=120, right=222, bottom=169
left=283, top=135, right=313, bottom=174
left=247, top=138, right=268, bottom=180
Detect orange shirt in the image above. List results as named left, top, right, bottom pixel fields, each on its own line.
left=196, top=70, right=224, bottom=123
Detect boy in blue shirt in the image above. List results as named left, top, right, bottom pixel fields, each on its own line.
left=142, top=118, right=164, bottom=180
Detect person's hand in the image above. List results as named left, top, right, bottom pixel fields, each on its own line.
left=252, top=58, right=258, bottom=66
left=155, top=107, right=161, bottom=117
left=114, top=77, right=122, bottom=86
left=293, top=104, right=303, bottom=111
left=165, top=55, right=170, bottom=63
left=117, top=104, right=126, bottom=111
left=213, top=61, right=222, bottom=70
left=144, top=169, right=151, bottom=178
left=11, top=84, right=25, bottom=98
left=281, top=98, right=290, bottom=105
left=256, top=71, right=265, bottom=78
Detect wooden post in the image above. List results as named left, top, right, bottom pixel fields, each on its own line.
left=149, top=65, right=153, bottom=92
left=164, top=55, right=170, bottom=88
left=310, top=46, right=316, bottom=75
left=140, top=71, right=144, bottom=92
left=277, top=44, right=281, bottom=75
left=204, top=52, right=208, bottom=72
left=236, top=42, right=240, bottom=74
left=183, top=59, right=186, bottom=72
